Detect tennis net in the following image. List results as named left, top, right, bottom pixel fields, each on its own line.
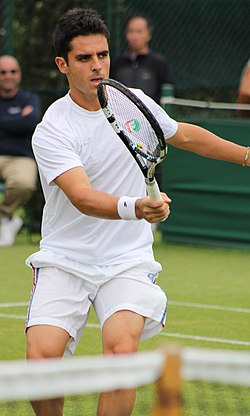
left=0, top=346, right=249, bottom=415
left=161, top=95, right=250, bottom=120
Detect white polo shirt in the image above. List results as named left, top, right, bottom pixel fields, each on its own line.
left=26, top=90, right=178, bottom=275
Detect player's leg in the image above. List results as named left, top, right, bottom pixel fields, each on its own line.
left=97, top=310, right=145, bottom=416
left=26, top=325, right=70, bottom=416
left=94, top=262, right=167, bottom=416
left=25, top=266, right=92, bottom=416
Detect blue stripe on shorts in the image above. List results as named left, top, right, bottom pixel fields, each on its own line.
left=25, top=265, right=40, bottom=328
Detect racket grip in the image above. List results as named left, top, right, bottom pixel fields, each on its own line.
left=146, top=179, right=162, bottom=200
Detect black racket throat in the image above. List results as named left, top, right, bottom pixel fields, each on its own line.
left=118, top=130, right=153, bottom=178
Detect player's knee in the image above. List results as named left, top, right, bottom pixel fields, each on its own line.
left=26, top=340, right=45, bottom=360
left=27, top=343, right=63, bottom=360
left=26, top=337, right=49, bottom=360
left=103, top=335, right=139, bottom=355
left=26, top=326, right=68, bottom=360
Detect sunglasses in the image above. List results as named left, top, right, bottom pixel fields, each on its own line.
left=0, top=69, right=19, bottom=75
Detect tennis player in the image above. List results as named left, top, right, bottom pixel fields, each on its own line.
left=25, top=8, right=250, bottom=416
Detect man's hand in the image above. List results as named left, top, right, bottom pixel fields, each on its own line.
left=135, top=193, right=172, bottom=223
left=21, top=105, right=33, bottom=116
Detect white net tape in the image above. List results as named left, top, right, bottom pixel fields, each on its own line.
left=0, top=347, right=250, bottom=402
left=183, top=348, right=250, bottom=386
left=161, top=96, right=250, bottom=111
left=0, top=350, right=164, bottom=402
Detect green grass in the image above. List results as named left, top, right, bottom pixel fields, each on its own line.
left=0, top=231, right=249, bottom=414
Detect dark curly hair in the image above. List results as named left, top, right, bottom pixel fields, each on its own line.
left=53, top=8, right=110, bottom=62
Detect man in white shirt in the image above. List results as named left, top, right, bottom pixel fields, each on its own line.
left=25, top=7, right=250, bottom=416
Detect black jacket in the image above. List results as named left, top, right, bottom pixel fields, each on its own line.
left=110, top=51, right=175, bottom=104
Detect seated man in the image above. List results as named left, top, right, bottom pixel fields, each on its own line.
left=0, top=55, right=41, bottom=247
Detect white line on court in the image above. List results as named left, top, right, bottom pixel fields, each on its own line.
left=1, top=300, right=250, bottom=314
left=0, top=313, right=25, bottom=319
left=169, top=301, right=250, bottom=314
left=160, top=332, right=250, bottom=346
left=0, top=302, right=28, bottom=308
left=1, top=314, right=249, bottom=346
left=87, top=324, right=250, bottom=346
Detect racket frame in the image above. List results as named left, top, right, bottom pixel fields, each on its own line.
left=98, top=78, right=167, bottom=199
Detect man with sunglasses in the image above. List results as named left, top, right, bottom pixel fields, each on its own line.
left=0, top=55, right=41, bottom=247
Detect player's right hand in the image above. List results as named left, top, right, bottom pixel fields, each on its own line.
left=135, top=193, right=172, bottom=223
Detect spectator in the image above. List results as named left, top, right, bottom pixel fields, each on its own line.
left=110, top=15, right=175, bottom=194
left=110, top=15, right=175, bottom=104
left=0, top=55, right=41, bottom=247
left=236, top=59, right=250, bottom=117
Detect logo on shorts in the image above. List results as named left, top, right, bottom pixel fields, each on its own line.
left=147, top=273, right=157, bottom=284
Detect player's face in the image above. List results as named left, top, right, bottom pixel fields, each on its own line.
left=0, top=57, right=21, bottom=95
left=126, top=17, right=151, bottom=53
left=56, top=34, right=110, bottom=110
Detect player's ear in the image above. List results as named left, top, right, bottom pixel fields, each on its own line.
left=55, top=56, right=68, bottom=74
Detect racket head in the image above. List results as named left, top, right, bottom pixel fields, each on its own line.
left=97, top=78, right=167, bottom=179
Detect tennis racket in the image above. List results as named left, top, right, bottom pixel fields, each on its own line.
left=97, top=78, right=167, bottom=200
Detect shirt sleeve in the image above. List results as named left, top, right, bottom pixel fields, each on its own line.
left=32, top=119, right=83, bottom=186
left=131, top=88, right=178, bottom=140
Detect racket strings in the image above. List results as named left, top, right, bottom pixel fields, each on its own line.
left=106, top=86, right=161, bottom=159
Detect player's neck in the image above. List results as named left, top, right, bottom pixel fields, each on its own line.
left=69, top=90, right=100, bottom=112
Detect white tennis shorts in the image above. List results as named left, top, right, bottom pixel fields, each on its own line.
left=26, top=261, right=167, bottom=355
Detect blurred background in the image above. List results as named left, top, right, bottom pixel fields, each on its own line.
left=1, top=0, right=250, bottom=110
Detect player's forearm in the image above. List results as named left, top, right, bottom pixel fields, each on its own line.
left=70, top=187, right=121, bottom=219
left=54, top=167, right=170, bottom=221
left=171, top=123, right=250, bottom=166
left=69, top=188, right=170, bottom=222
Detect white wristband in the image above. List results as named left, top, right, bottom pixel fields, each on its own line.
left=117, top=196, right=139, bottom=220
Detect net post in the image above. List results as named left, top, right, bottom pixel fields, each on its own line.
left=161, top=84, right=174, bottom=115
left=161, top=84, right=174, bottom=99
left=151, top=346, right=182, bottom=416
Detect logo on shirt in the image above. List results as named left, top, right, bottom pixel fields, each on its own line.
left=124, top=119, right=140, bottom=133
left=8, top=106, right=21, bottom=115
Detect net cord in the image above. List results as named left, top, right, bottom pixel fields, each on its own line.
left=0, top=347, right=250, bottom=402
left=183, top=347, right=250, bottom=386
left=0, top=350, right=164, bottom=401
left=161, top=96, right=250, bottom=111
